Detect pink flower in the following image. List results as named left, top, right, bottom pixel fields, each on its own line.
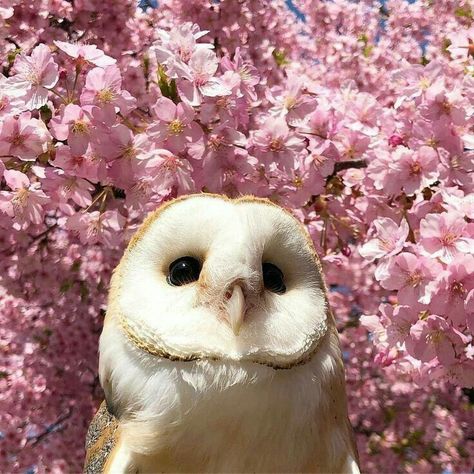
left=419, top=212, right=474, bottom=263
left=299, top=99, right=339, bottom=141
left=384, top=304, right=420, bottom=346
left=406, top=315, right=463, bottom=366
left=359, top=217, right=409, bottom=262
left=392, top=61, right=443, bottom=106
left=145, top=150, right=194, bottom=194
left=80, top=65, right=136, bottom=121
left=66, top=210, right=125, bottom=246
left=187, top=124, right=246, bottom=161
left=52, top=145, right=105, bottom=183
left=49, top=104, right=93, bottom=156
left=337, top=130, right=370, bottom=160
left=429, top=255, right=474, bottom=326
left=419, top=83, right=466, bottom=125
left=53, top=41, right=116, bottom=67
left=381, top=252, right=441, bottom=305
left=154, top=22, right=213, bottom=65
left=5, top=44, right=59, bottom=110
left=42, top=168, right=94, bottom=208
left=196, top=147, right=257, bottom=195
left=251, top=116, right=305, bottom=171
left=366, top=148, right=401, bottom=196
left=0, top=113, right=51, bottom=161
left=220, top=48, right=259, bottom=101
left=392, top=146, right=439, bottom=195
left=0, top=170, right=49, bottom=229
left=267, top=73, right=317, bottom=125
left=447, top=28, right=474, bottom=61
left=178, top=49, right=231, bottom=106
left=148, top=97, right=202, bottom=153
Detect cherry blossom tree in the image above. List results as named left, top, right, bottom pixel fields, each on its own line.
left=1, top=0, right=473, bottom=472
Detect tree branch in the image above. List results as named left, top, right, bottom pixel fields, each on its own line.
left=27, top=408, right=72, bottom=447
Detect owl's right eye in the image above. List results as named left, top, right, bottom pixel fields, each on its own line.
left=167, top=257, right=201, bottom=286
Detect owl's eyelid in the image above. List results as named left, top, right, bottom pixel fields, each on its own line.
left=161, top=253, right=205, bottom=274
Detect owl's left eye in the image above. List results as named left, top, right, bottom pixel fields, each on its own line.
left=167, top=257, right=201, bottom=286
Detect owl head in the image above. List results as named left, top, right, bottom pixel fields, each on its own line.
left=102, top=194, right=332, bottom=375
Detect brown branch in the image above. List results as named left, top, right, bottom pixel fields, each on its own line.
left=333, top=159, right=367, bottom=173
left=27, top=408, right=72, bottom=446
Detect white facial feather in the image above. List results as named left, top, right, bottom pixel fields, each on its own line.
left=116, top=195, right=328, bottom=366
left=96, top=194, right=359, bottom=473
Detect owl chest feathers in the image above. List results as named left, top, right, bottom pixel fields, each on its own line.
left=99, top=322, right=356, bottom=473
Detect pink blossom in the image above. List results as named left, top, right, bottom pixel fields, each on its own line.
left=406, top=315, right=463, bottom=366
left=466, top=290, right=474, bottom=334
left=148, top=97, right=202, bottom=153
left=49, top=104, right=93, bottom=156
left=54, top=41, right=116, bottom=67
left=145, top=149, right=194, bottom=193
left=299, top=99, right=340, bottom=141
left=154, top=22, right=213, bottom=65
left=178, top=49, right=231, bottom=106
left=429, top=255, right=474, bottom=326
left=392, top=61, right=443, bottom=106
left=392, top=145, right=439, bottom=195
left=0, top=113, right=51, bottom=161
left=66, top=210, right=125, bottom=246
left=52, top=145, right=105, bottom=183
left=381, top=252, right=441, bottom=305
left=267, top=73, right=317, bottom=125
left=384, top=304, right=420, bottom=347
left=188, top=124, right=246, bottom=161
left=251, top=116, right=305, bottom=171
left=419, top=83, right=466, bottom=126
left=359, top=217, right=409, bottom=262
left=80, top=65, right=136, bottom=120
left=42, top=168, right=94, bottom=208
left=220, top=48, right=259, bottom=101
left=447, top=28, right=474, bottom=61
left=4, top=44, right=58, bottom=109
left=419, top=212, right=474, bottom=263
left=0, top=170, right=49, bottom=229
left=337, top=130, right=370, bottom=160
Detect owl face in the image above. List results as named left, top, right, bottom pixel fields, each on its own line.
left=116, top=194, right=329, bottom=368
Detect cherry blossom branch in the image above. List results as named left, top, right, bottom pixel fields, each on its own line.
left=27, top=408, right=72, bottom=447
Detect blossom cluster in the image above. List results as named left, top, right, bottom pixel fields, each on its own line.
left=1, top=0, right=473, bottom=472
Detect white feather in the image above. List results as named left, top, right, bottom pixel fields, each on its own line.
left=98, top=195, right=359, bottom=472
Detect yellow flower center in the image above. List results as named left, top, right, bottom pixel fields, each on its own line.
left=284, top=96, right=297, bottom=109
left=208, top=135, right=222, bottom=151
left=293, top=175, right=303, bottom=188
left=450, top=281, right=466, bottom=297
left=419, top=77, right=430, bottom=90
left=71, top=120, right=89, bottom=135
left=12, top=188, right=29, bottom=213
left=406, top=270, right=423, bottom=287
left=167, top=119, right=185, bottom=135
left=269, top=138, right=284, bottom=152
left=410, top=161, right=422, bottom=175
left=10, top=134, right=25, bottom=147
left=96, top=88, right=115, bottom=104
left=441, top=231, right=458, bottom=246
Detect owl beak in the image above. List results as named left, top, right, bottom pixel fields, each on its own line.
left=226, top=284, right=245, bottom=336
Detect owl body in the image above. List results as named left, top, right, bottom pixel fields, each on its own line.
left=87, top=194, right=359, bottom=473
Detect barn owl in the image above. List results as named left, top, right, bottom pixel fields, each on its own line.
left=84, top=194, right=360, bottom=473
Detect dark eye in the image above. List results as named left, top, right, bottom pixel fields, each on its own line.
left=167, top=257, right=201, bottom=286
left=262, top=262, right=286, bottom=294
